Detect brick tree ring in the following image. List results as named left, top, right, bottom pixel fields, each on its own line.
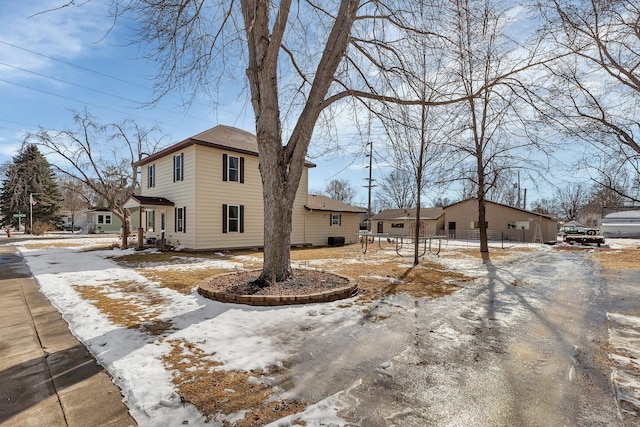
left=197, top=269, right=358, bottom=306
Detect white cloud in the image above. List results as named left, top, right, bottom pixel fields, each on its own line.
left=0, top=1, right=115, bottom=81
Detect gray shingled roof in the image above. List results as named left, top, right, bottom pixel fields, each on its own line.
left=134, top=125, right=316, bottom=167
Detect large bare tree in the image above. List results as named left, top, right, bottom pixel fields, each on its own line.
left=323, top=179, right=358, bottom=204
left=376, top=169, right=417, bottom=210
left=27, top=110, right=162, bottom=247
left=437, top=0, right=554, bottom=253
left=554, top=182, right=588, bottom=221
left=119, top=0, right=477, bottom=282
left=537, top=0, right=640, bottom=204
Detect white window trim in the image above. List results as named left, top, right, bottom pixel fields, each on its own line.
left=228, top=155, right=240, bottom=183
left=227, top=204, right=240, bottom=233
left=148, top=164, right=155, bottom=188
left=176, top=207, right=185, bottom=232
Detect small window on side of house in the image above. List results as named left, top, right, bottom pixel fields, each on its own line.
left=148, top=164, right=155, bottom=188
left=173, top=154, right=184, bottom=182
left=175, top=206, right=186, bottom=232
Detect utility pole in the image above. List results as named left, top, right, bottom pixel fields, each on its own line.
left=516, top=170, right=521, bottom=208
left=363, top=141, right=376, bottom=231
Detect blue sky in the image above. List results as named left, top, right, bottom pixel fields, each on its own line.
left=0, top=1, right=381, bottom=206
left=0, top=1, right=577, bottom=209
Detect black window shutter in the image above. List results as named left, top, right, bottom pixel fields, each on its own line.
left=180, top=153, right=184, bottom=180
left=222, top=204, right=228, bottom=233
left=239, top=205, right=244, bottom=233
left=222, top=154, right=228, bottom=182
left=183, top=206, right=186, bottom=232
left=174, top=207, right=177, bottom=232
left=240, top=157, right=245, bottom=183
left=173, top=156, right=176, bottom=182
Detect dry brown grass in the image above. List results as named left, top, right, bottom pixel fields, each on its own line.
left=329, top=259, right=467, bottom=301
left=113, top=244, right=472, bottom=301
left=112, top=250, right=263, bottom=294
left=73, top=280, right=173, bottom=335
left=138, top=267, right=235, bottom=294
left=593, top=247, right=640, bottom=271
left=162, top=340, right=307, bottom=426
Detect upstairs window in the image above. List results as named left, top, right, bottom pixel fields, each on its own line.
left=147, top=164, right=155, bottom=188
left=223, top=154, right=244, bottom=183
left=173, top=153, right=184, bottom=182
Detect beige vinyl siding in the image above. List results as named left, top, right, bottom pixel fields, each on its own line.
left=191, top=145, right=266, bottom=250
left=137, top=139, right=314, bottom=250
left=444, top=199, right=557, bottom=242
left=140, top=147, right=196, bottom=248
left=304, top=211, right=360, bottom=246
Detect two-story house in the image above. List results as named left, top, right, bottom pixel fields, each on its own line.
left=124, top=125, right=365, bottom=251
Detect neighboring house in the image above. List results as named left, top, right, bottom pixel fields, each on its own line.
left=304, top=194, right=367, bottom=246
left=86, top=208, right=140, bottom=234
left=126, top=125, right=363, bottom=251
left=370, top=207, right=446, bottom=236
left=444, top=199, right=558, bottom=243
left=86, top=208, right=121, bottom=233
left=60, top=209, right=90, bottom=230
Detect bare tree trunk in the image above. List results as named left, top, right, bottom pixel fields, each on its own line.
left=261, top=171, right=294, bottom=282
left=241, top=0, right=358, bottom=283
left=477, top=155, right=489, bottom=254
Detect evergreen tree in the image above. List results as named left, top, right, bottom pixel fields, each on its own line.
left=0, top=144, right=63, bottom=231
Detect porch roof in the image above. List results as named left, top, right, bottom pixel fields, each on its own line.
left=123, top=195, right=175, bottom=209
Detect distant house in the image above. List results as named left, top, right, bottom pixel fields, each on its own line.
left=370, top=207, right=445, bottom=236
left=126, top=125, right=365, bottom=251
left=444, top=199, right=558, bottom=243
left=86, top=208, right=140, bottom=234
left=304, top=194, right=367, bottom=246
left=86, top=208, right=122, bottom=234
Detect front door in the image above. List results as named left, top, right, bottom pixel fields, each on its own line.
left=377, top=221, right=384, bottom=234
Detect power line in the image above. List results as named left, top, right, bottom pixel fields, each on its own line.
left=0, top=40, right=150, bottom=90
left=0, top=78, right=204, bottom=133
left=0, top=61, right=141, bottom=104
left=0, top=61, right=219, bottom=124
left=0, top=39, right=230, bottom=112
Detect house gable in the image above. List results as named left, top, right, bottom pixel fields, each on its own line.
left=134, top=125, right=317, bottom=250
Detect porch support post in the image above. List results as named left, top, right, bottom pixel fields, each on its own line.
left=138, top=206, right=144, bottom=249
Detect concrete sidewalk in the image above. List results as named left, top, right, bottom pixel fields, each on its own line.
left=0, top=245, right=137, bottom=427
